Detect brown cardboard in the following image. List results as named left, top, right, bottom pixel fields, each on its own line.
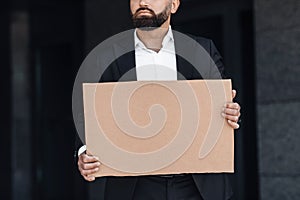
left=83, top=79, right=234, bottom=177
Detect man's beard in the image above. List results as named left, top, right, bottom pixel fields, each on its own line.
left=132, top=5, right=171, bottom=30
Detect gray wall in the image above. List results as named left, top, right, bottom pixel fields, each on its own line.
left=255, top=0, right=300, bottom=199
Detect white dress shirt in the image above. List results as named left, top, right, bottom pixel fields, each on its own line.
left=78, top=26, right=177, bottom=156
left=135, top=26, right=177, bottom=81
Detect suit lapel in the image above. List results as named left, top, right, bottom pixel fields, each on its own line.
left=111, top=29, right=202, bottom=82
left=112, top=30, right=137, bottom=81
left=173, top=31, right=203, bottom=80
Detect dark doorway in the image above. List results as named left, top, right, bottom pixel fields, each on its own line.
left=30, top=1, right=86, bottom=200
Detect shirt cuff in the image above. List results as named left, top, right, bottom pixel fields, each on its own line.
left=78, top=145, right=86, bottom=156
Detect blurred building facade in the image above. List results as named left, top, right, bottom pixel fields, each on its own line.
left=255, top=0, right=300, bottom=199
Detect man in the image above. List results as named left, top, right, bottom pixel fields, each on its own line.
left=77, top=0, right=241, bottom=199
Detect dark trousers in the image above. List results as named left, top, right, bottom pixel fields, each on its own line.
left=132, top=175, right=203, bottom=200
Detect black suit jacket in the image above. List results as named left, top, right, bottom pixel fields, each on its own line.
left=75, top=30, right=233, bottom=200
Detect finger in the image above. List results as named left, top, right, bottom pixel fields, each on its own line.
left=232, top=89, right=237, bottom=99
left=227, top=120, right=240, bottom=129
left=80, top=154, right=100, bottom=163
left=222, top=113, right=239, bottom=122
left=223, top=107, right=240, bottom=116
left=83, top=174, right=96, bottom=182
left=80, top=167, right=100, bottom=177
left=225, top=102, right=240, bottom=110
left=80, top=161, right=101, bottom=170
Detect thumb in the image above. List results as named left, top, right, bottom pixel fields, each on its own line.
left=232, top=89, right=237, bottom=99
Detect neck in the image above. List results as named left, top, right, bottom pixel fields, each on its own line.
left=136, top=21, right=170, bottom=52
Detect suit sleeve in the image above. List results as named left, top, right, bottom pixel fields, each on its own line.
left=209, top=40, right=227, bottom=79
left=74, top=133, right=83, bottom=163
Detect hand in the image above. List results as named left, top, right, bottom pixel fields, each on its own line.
left=78, top=153, right=101, bottom=181
left=222, top=89, right=241, bottom=129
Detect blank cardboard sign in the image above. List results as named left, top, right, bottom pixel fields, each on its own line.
left=83, top=80, right=234, bottom=177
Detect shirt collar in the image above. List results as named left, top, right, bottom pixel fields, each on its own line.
left=134, top=26, right=174, bottom=49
